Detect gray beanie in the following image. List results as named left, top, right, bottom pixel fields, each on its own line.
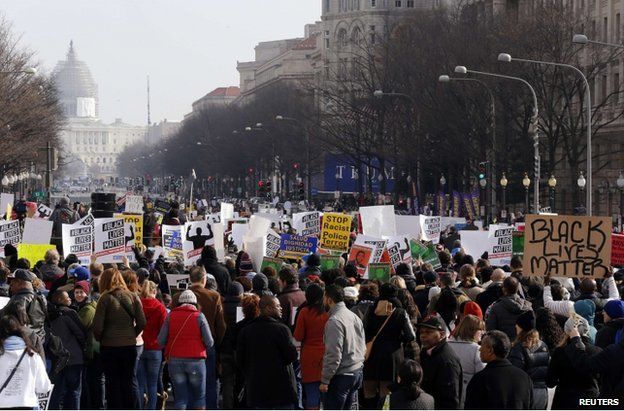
left=565, top=313, right=590, bottom=337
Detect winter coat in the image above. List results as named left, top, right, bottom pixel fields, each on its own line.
left=277, top=284, right=306, bottom=327
left=172, top=284, right=226, bottom=346
left=476, top=282, right=503, bottom=314
left=199, top=247, right=231, bottom=295
left=388, top=385, right=435, bottom=410
left=447, top=338, right=485, bottom=408
left=459, top=283, right=484, bottom=302
left=140, top=297, right=167, bottom=351
left=413, top=284, right=434, bottom=316
left=237, top=316, right=298, bottom=408
left=293, top=306, right=329, bottom=383
left=546, top=336, right=601, bottom=409
left=48, top=303, right=87, bottom=366
left=158, top=305, right=213, bottom=360
left=92, top=289, right=146, bottom=347
left=420, top=340, right=463, bottom=410
left=49, top=206, right=78, bottom=238
left=464, top=359, right=533, bottom=410
left=595, top=318, right=624, bottom=348
left=0, top=288, right=47, bottom=343
left=40, top=263, right=64, bottom=289
left=364, top=305, right=415, bottom=382
left=508, top=339, right=550, bottom=388
left=485, top=295, right=532, bottom=339
left=351, top=300, right=374, bottom=325
left=76, top=298, right=98, bottom=360
left=220, top=294, right=241, bottom=355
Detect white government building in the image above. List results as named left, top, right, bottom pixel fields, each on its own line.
left=53, top=41, right=147, bottom=179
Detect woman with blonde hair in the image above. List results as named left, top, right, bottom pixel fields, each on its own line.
left=509, top=310, right=550, bottom=409
left=447, top=314, right=486, bottom=408
left=93, top=268, right=146, bottom=409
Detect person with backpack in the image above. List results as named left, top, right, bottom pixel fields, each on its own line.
left=47, top=290, right=87, bottom=410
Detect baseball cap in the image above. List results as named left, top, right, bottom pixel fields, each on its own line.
left=13, top=269, right=35, bottom=283
left=417, top=316, right=446, bottom=332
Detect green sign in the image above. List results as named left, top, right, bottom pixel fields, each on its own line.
left=512, top=231, right=524, bottom=257
left=409, top=239, right=427, bottom=260
left=260, top=257, right=283, bottom=273
left=34, top=191, right=45, bottom=198
left=368, top=263, right=391, bottom=282
left=320, top=255, right=341, bottom=271
left=410, top=239, right=441, bottom=269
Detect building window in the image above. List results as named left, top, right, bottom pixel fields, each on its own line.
left=370, top=25, right=376, bottom=44
left=371, top=0, right=376, bottom=7
left=602, top=74, right=608, bottom=101
left=103, top=158, right=106, bottom=164
left=407, top=0, right=414, bottom=6
left=338, top=28, right=348, bottom=48
left=617, top=13, right=621, bottom=42
left=355, top=0, right=360, bottom=9
left=614, top=72, right=620, bottom=103
left=603, top=17, right=608, bottom=41
left=395, top=0, right=402, bottom=6
left=325, top=0, right=330, bottom=12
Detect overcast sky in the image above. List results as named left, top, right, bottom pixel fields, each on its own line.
left=1, top=0, right=321, bottom=125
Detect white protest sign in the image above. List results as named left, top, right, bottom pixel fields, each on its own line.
left=62, top=222, right=93, bottom=265
left=236, top=306, right=244, bottom=323
left=206, top=213, right=221, bottom=224
left=93, top=218, right=125, bottom=263
left=419, top=215, right=441, bottom=244
left=22, top=218, right=53, bottom=244
left=359, top=205, right=396, bottom=237
left=243, top=235, right=265, bottom=272
left=162, top=225, right=183, bottom=261
left=182, top=221, right=215, bottom=266
left=0, top=193, right=14, bottom=217
left=166, top=274, right=191, bottom=295
left=385, top=235, right=412, bottom=266
left=212, top=222, right=225, bottom=262
left=220, top=203, right=234, bottom=224
left=0, top=296, right=10, bottom=310
left=231, top=222, right=249, bottom=251
left=37, top=384, right=54, bottom=411
left=292, top=211, right=320, bottom=237
left=265, top=229, right=281, bottom=258
left=394, top=215, right=421, bottom=239
left=247, top=215, right=272, bottom=239
left=36, top=204, right=53, bottom=219
left=77, top=213, right=94, bottom=226
left=460, top=225, right=513, bottom=266
left=358, top=235, right=388, bottom=264
left=0, top=219, right=20, bottom=257
left=125, top=195, right=144, bottom=214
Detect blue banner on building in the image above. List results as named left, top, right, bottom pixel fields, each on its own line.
left=318, top=153, right=395, bottom=194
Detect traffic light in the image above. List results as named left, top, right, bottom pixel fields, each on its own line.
left=298, top=181, right=305, bottom=200
left=478, top=162, right=487, bottom=180
left=258, top=180, right=265, bottom=195
left=265, top=180, right=272, bottom=197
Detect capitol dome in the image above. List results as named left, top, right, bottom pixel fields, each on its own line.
left=52, top=41, right=99, bottom=118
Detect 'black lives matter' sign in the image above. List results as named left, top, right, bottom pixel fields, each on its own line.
left=524, top=214, right=611, bottom=278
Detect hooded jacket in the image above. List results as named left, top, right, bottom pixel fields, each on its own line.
left=48, top=303, right=87, bottom=366
left=476, top=282, right=504, bottom=314
left=140, top=297, right=167, bottom=350
left=574, top=300, right=598, bottom=343
left=0, top=288, right=47, bottom=343
left=508, top=339, right=550, bottom=389
left=420, top=340, right=463, bottom=410
left=485, top=295, right=532, bottom=340
left=200, top=246, right=231, bottom=295
left=595, top=317, right=624, bottom=349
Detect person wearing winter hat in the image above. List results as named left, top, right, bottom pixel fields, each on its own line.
left=136, top=268, right=150, bottom=285
left=237, top=252, right=254, bottom=275
left=251, top=272, right=273, bottom=297
left=573, top=300, right=598, bottom=343
left=299, top=253, right=321, bottom=279
left=40, top=248, right=64, bottom=290
left=158, top=289, right=214, bottom=410
left=546, top=313, right=601, bottom=409
left=595, top=299, right=624, bottom=348
left=199, top=245, right=231, bottom=296
left=508, top=310, right=550, bottom=409
left=343, top=286, right=358, bottom=308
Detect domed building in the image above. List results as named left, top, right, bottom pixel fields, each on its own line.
left=53, top=41, right=146, bottom=180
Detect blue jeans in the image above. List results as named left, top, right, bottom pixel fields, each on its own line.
left=303, top=382, right=322, bottom=409
left=137, top=349, right=162, bottom=410
left=134, top=345, right=144, bottom=409
left=324, top=369, right=363, bottom=410
left=49, top=364, right=83, bottom=410
left=205, top=346, right=218, bottom=409
left=169, top=358, right=206, bottom=410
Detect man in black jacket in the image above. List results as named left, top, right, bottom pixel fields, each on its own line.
left=418, top=316, right=462, bottom=409
left=465, top=330, right=533, bottom=409
left=0, top=269, right=46, bottom=343
left=237, top=296, right=298, bottom=409
left=200, top=245, right=231, bottom=295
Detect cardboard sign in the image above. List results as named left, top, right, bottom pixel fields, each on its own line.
left=36, top=203, right=53, bottom=219
left=524, top=214, right=611, bottom=278
left=22, top=218, right=53, bottom=244
left=94, top=218, right=126, bottom=263
left=278, top=234, right=318, bottom=259
left=293, top=211, right=320, bottom=237
left=612, top=234, right=624, bottom=267
left=166, top=273, right=190, bottom=295
left=162, top=225, right=183, bottom=262
left=320, top=213, right=352, bottom=252
left=265, top=229, right=281, bottom=258
left=358, top=236, right=387, bottom=265
left=387, top=242, right=403, bottom=269
left=62, top=222, right=93, bottom=265
left=17, top=244, right=56, bottom=265
left=260, top=256, right=283, bottom=273
left=0, top=219, right=20, bottom=256
left=347, top=244, right=373, bottom=277
left=419, top=215, right=441, bottom=244
left=368, top=263, right=392, bottom=282
left=182, top=221, right=215, bottom=266
left=125, top=195, right=144, bottom=214
left=114, top=213, right=143, bottom=247
left=320, top=254, right=341, bottom=271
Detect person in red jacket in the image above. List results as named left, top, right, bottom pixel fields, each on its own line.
left=138, top=280, right=167, bottom=410
left=157, top=290, right=213, bottom=410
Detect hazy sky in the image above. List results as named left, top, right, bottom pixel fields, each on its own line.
left=1, top=0, right=321, bottom=125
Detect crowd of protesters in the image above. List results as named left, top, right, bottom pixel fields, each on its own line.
left=0, top=199, right=624, bottom=410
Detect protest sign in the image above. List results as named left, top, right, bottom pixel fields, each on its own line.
left=356, top=236, right=388, bottom=265
left=409, top=239, right=427, bottom=260
left=387, top=241, right=403, bottom=270
left=243, top=236, right=265, bottom=272
left=125, top=195, right=144, bottom=214
left=166, top=274, right=190, bottom=295
left=359, top=205, right=396, bottom=237
left=419, top=215, right=441, bottom=244
left=247, top=215, right=272, bottom=240
left=77, top=213, right=94, bottom=226
left=220, top=202, right=234, bottom=224
left=37, top=385, right=54, bottom=411
left=347, top=244, right=373, bottom=277
left=162, top=225, right=183, bottom=261
left=320, top=254, right=341, bottom=271
left=0, top=219, right=20, bottom=256
left=265, top=229, right=281, bottom=258
left=409, top=240, right=441, bottom=269
left=278, top=234, right=318, bottom=259
left=368, top=263, right=392, bottom=282
left=394, top=215, right=421, bottom=239
left=524, top=214, right=611, bottom=278
left=114, top=213, right=144, bottom=247
left=36, top=203, right=53, bottom=219
left=260, top=257, right=283, bottom=273
left=0, top=193, right=13, bottom=218
left=154, top=200, right=171, bottom=215
left=512, top=231, right=525, bottom=257
left=182, top=221, right=215, bottom=266
left=293, top=211, right=320, bottom=237
left=62, top=222, right=93, bottom=265
left=22, top=218, right=53, bottom=244
left=612, top=234, right=624, bottom=266
left=94, top=218, right=126, bottom=263
left=319, top=213, right=352, bottom=252
left=460, top=225, right=513, bottom=266
left=0, top=296, right=9, bottom=310
left=385, top=236, right=412, bottom=265
left=231, top=222, right=249, bottom=251
left=17, top=244, right=56, bottom=266
left=206, top=213, right=221, bottom=224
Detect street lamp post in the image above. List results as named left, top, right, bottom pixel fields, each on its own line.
left=455, top=65, right=540, bottom=213
left=275, top=115, right=312, bottom=201
left=498, top=52, right=593, bottom=216
left=479, top=175, right=487, bottom=221
left=578, top=171, right=587, bottom=211
left=617, top=171, right=624, bottom=231
left=548, top=174, right=557, bottom=213
left=500, top=173, right=508, bottom=221
left=522, top=172, right=531, bottom=214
